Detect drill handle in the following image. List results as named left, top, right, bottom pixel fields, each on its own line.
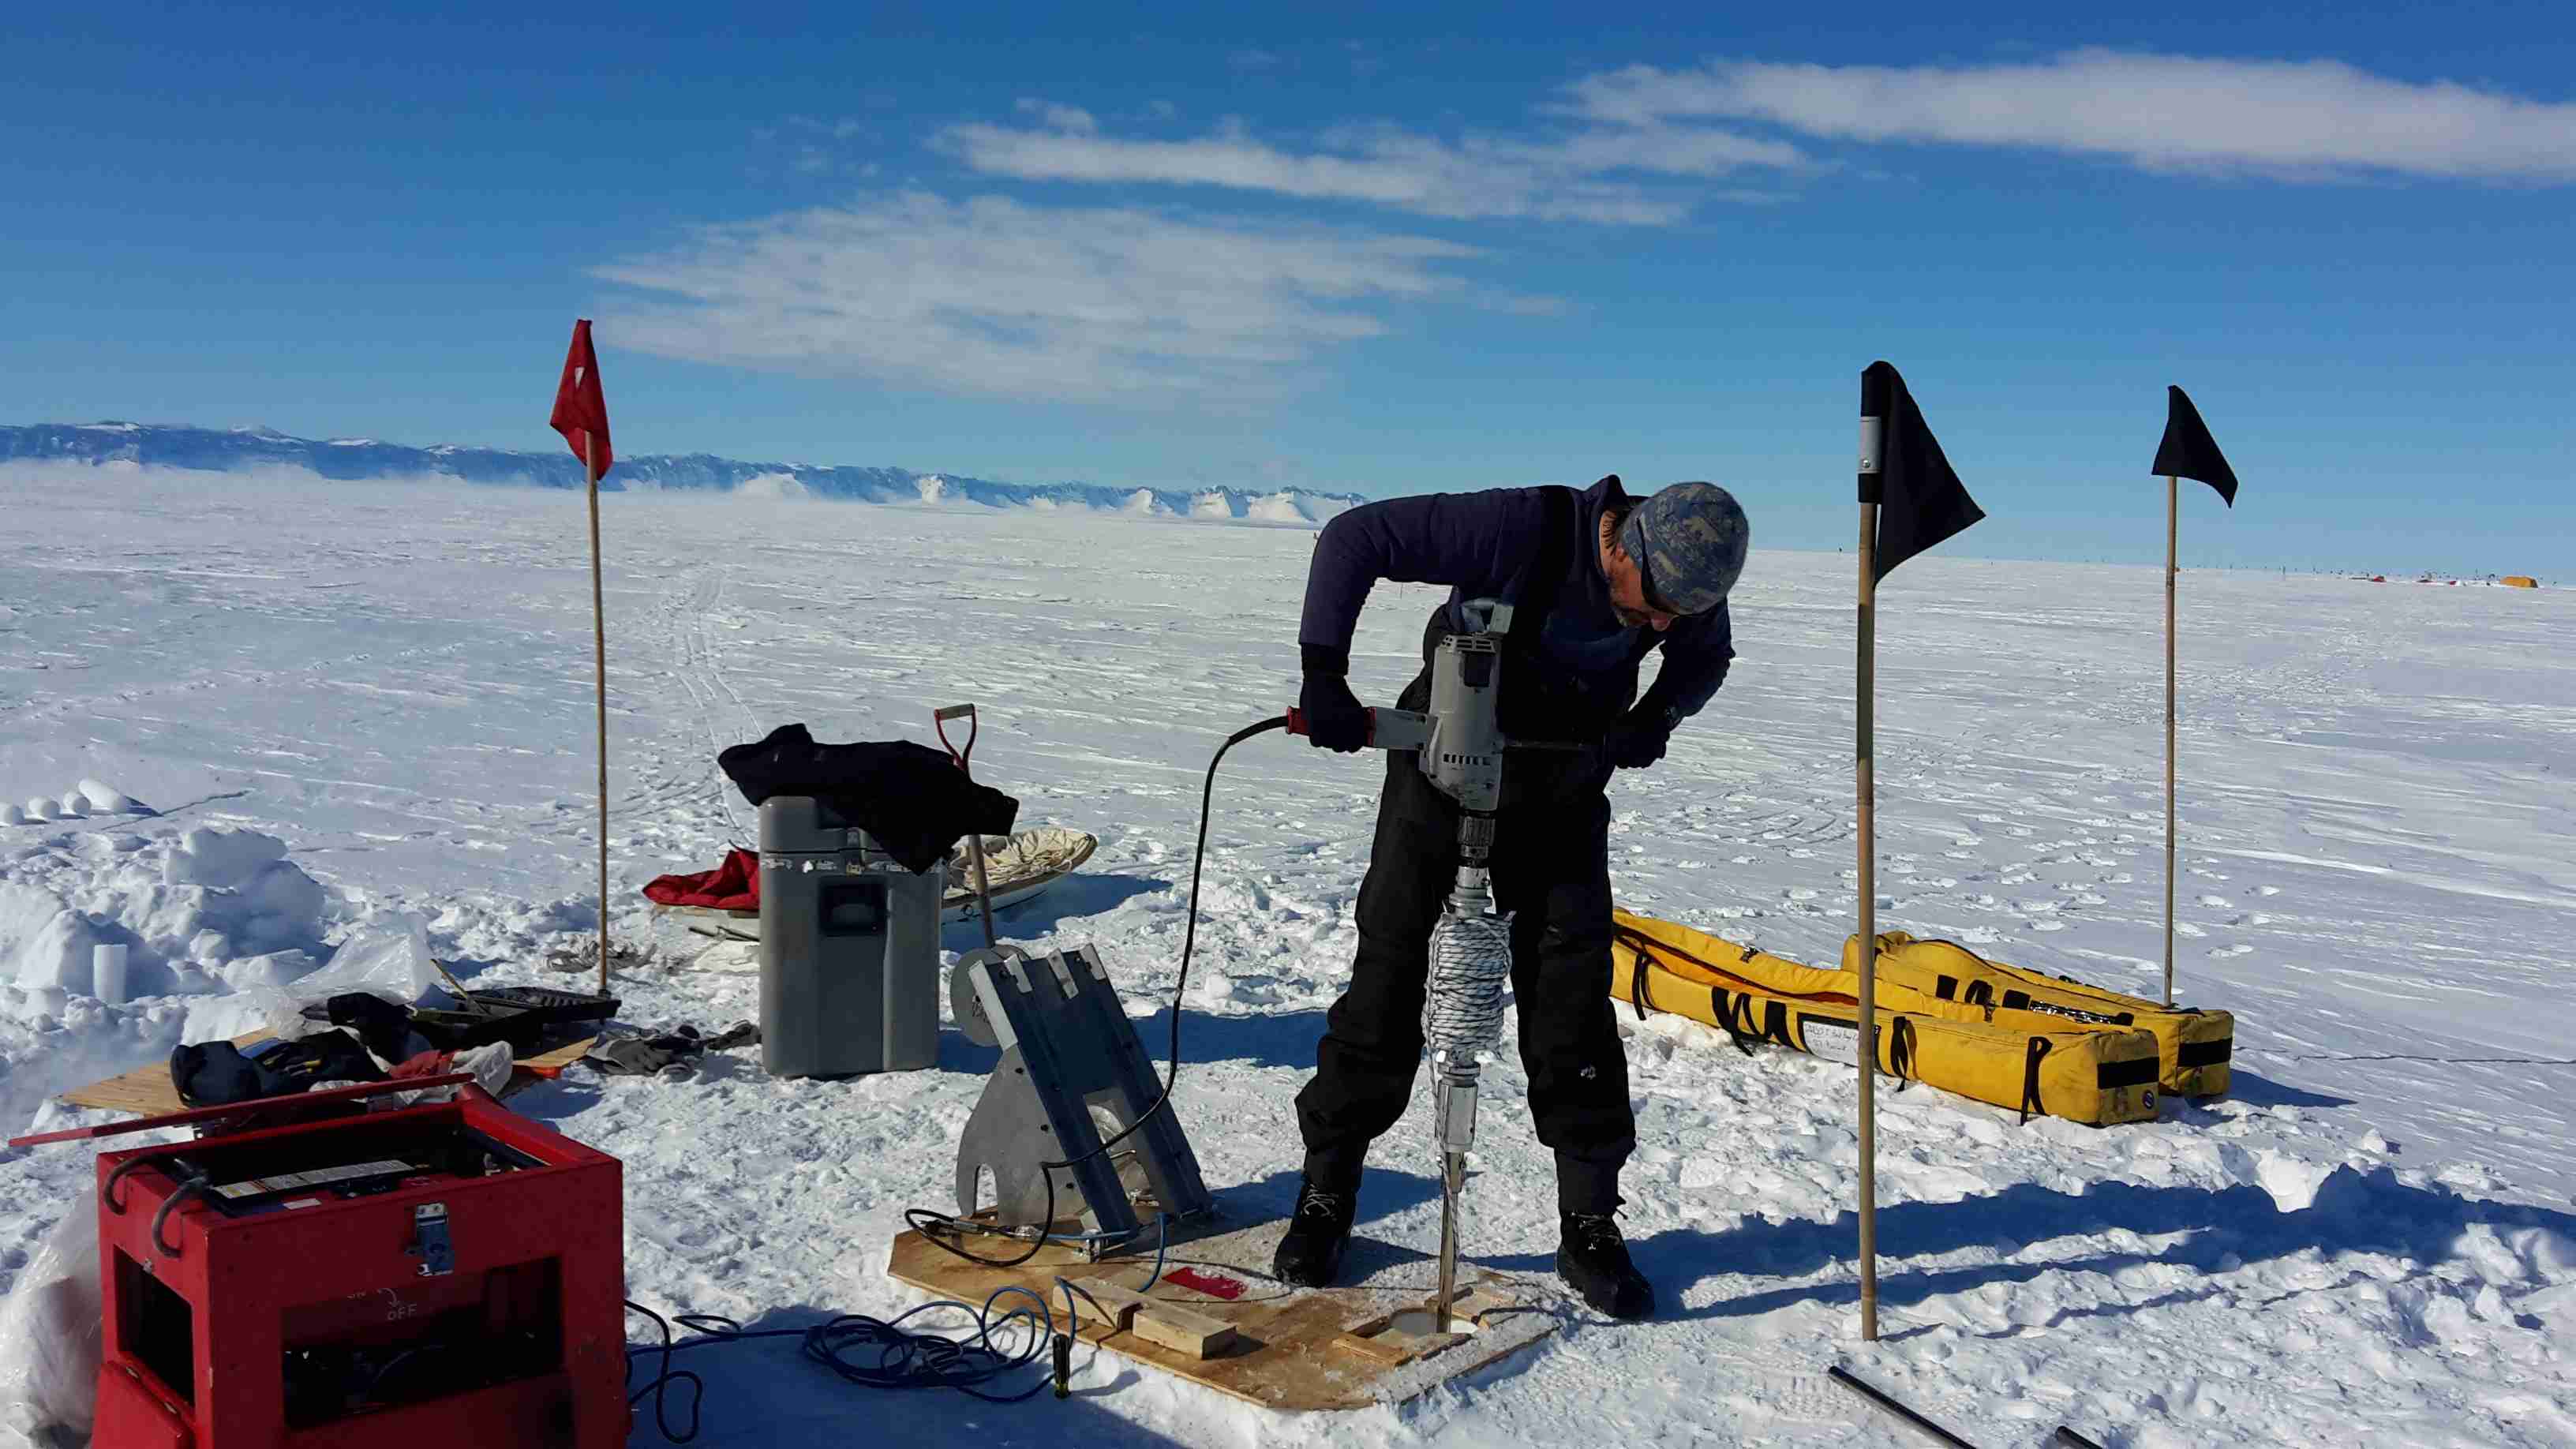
left=1283, top=705, right=1430, bottom=752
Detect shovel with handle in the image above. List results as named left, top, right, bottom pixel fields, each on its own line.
left=936, top=704, right=1002, bottom=951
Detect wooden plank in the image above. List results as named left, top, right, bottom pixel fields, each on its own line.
left=11, top=1073, right=474, bottom=1148
left=55, top=1032, right=600, bottom=1116
left=650, top=902, right=758, bottom=923
left=1129, top=1301, right=1242, bottom=1359
left=57, top=1036, right=255, bottom=1115
left=1329, top=1326, right=1418, bottom=1367
left=1081, top=1264, right=1236, bottom=1305
left=1068, top=1276, right=1150, bottom=1331
left=1349, top=1324, right=1461, bottom=1365
left=888, top=1217, right=1555, bottom=1412
left=514, top=1036, right=599, bottom=1080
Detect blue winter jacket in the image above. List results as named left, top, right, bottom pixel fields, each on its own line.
left=1297, top=476, right=1734, bottom=738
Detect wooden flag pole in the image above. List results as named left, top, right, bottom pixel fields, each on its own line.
left=586, top=433, right=610, bottom=998
left=1855, top=497, right=1881, bottom=1341
left=1849, top=360, right=1983, bottom=1343
left=2163, top=473, right=2178, bottom=1009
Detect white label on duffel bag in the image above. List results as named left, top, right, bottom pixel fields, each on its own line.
left=1805, top=1020, right=1860, bottom=1067
left=1803, top=1020, right=1900, bottom=1077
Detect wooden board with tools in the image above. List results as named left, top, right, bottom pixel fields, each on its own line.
left=886, top=1214, right=1558, bottom=1412
left=56, top=1032, right=597, bottom=1115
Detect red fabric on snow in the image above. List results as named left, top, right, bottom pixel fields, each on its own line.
left=643, top=847, right=760, bottom=911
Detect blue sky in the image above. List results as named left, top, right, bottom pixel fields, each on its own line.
left=6, top=4, right=2573, bottom=571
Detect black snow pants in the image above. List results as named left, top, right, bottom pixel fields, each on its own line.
left=1293, top=675, right=1637, bottom=1214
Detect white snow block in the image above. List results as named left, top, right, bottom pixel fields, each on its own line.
left=23, top=797, right=54, bottom=822
left=88, top=831, right=328, bottom=973
left=2, top=883, right=80, bottom=988
left=0, top=803, right=23, bottom=826
left=221, top=949, right=318, bottom=990
left=55, top=795, right=84, bottom=819
left=6, top=908, right=104, bottom=994
left=77, top=778, right=134, bottom=813
left=163, top=827, right=291, bottom=890
left=239, top=861, right=328, bottom=948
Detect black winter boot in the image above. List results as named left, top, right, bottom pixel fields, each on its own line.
left=1557, top=1211, right=1655, bottom=1320
left=1271, top=1177, right=1358, bottom=1288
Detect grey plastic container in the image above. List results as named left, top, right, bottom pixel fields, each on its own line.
left=757, top=796, right=946, bottom=1077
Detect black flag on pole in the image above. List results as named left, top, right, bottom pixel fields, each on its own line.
left=1860, top=361, right=1984, bottom=582
left=2153, top=385, right=2238, bottom=506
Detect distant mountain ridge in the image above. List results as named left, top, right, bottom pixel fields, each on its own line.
left=0, top=420, right=1363, bottom=525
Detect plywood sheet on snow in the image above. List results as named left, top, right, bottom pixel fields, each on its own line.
left=886, top=1214, right=1556, bottom=1411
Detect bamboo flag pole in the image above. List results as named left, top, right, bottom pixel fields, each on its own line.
left=2163, top=473, right=2178, bottom=1009
left=549, top=318, right=616, bottom=998
left=586, top=433, right=610, bottom=998
left=2151, top=384, right=2238, bottom=1011
left=1852, top=361, right=1983, bottom=1346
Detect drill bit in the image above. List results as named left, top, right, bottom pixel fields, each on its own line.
left=1424, top=871, right=1510, bottom=1333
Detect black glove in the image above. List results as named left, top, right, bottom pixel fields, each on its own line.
left=1297, top=645, right=1371, bottom=753
left=586, top=1024, right=706, bottom=1077
left=1603, top=705, right=1676, bottom=769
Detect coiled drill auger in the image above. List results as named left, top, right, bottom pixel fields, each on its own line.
left=1289, top=605, right=1569, bottom=1331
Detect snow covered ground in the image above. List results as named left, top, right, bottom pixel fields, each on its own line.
left=4, top=462, right=2572, bottom=1447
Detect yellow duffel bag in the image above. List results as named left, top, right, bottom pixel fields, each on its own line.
left=1840, top=931, right=2233, bottom=1099
left=1612, top=912, right=2162, bottom=1127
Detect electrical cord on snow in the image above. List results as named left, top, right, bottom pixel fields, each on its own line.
left=625, top=1286, right=1061, bottom=1443
left=623, top=1222, right=1174, bottom=1439
left=907, top=713, right=1290, bottom=1271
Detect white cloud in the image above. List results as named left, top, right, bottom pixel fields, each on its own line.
left=1568, top=51, right=2576, bottom=181
left=938, top=108, right=1803, bottom=223
left=1013, top=97, right=1098, bottom=133
left=591, top=193, right=1531, bottom=403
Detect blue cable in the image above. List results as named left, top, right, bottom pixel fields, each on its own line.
left=1141, top=1211, right=1170, bottom=1291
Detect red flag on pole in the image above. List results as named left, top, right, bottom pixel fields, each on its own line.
left=549, top=318, right=613, bottom=477
left=552, top=316, right=617, bottom=994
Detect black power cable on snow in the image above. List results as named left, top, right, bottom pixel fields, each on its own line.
left=904, top=713, right=1290, bottom=1270
left=625, top=1235, right=1162, bottom=1440
left=626, top=1287, right=1065, bottom=1443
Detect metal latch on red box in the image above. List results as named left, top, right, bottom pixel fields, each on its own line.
left=408, top=1203, right=455, bottom=1277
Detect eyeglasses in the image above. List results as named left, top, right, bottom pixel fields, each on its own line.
left=1633, top=547, right=1686, bottom=619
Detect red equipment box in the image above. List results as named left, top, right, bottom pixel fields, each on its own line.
left=88, top=1086, right=627, bottom=1448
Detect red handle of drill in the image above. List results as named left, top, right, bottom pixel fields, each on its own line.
left=1284, top=706, right=1393, bottom=747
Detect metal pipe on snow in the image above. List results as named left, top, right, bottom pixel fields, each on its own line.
left=1827, top=1366, right=1979, bottom=1447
